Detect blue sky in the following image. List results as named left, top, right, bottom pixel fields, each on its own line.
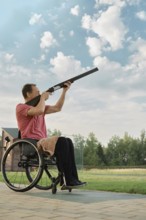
left=0, top=0, right=146, bottom=145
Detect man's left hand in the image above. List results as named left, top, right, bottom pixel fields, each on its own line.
left=63, top=81, right=71, bottom=91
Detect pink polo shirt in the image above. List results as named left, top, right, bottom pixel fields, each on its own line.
left=16, top=103, right=48, bottom=140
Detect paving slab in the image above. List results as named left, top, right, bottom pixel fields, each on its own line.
left=0, top=183, right=146, bottom=220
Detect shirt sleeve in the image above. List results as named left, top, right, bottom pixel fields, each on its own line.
left=16, top=103, right=32, bottom=117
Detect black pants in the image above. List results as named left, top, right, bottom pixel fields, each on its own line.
left=54, top=137, right=79, bottom=185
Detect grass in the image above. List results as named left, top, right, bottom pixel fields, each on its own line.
left=0, top=168, right=146, bottom=194
left=78, top=168, right=146, bottom=194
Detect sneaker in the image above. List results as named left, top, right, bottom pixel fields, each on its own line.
left=67, top=179, right=86, bottom=187
left=77, top=180, right=87, bottom=185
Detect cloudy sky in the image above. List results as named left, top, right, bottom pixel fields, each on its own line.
left=0, top=0, right=146, bottom=145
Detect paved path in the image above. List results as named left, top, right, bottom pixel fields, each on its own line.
left=0, top=183, right=146, bottom=220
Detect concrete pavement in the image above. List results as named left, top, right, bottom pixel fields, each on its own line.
left=0, top=182, right=146, bottom=220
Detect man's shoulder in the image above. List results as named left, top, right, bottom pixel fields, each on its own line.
left=16, top=103, right=30, bottom=111
left=16, top=103, right=25, bottom=109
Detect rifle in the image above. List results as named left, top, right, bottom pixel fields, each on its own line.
left=26, top=67, right=98, bottom=106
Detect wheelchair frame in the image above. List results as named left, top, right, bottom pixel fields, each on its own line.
left=1, top=139, right=66, bottom=194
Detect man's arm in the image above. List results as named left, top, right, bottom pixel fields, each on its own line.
left=27, top=92, right=49, bottom=116
left=44, top=82, right=71, bottom=114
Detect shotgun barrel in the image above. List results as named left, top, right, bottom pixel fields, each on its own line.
left=26, top=67, right=98, bottom=106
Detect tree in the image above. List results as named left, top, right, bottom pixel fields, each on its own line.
left=139, top=130, right=146, bottom=164
left=96, top=144, right=107, bottom=166
left=46, top=128, right=146, bottom=167
left=105, top=133, right=131, bottom=166
left=47, top=129, right=62, bottom=136
left=83, top=132, right=102, bottom=167
left=106, top=131, right=146, bottom=166
left=73, top=134, right=85, bottom=168
left=105, top=135, right=121, bottom=166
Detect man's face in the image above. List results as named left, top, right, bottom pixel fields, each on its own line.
left=28, top=85, right=40, bottom=99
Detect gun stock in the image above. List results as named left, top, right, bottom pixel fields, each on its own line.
left=26, top=67, right=98, bottom=106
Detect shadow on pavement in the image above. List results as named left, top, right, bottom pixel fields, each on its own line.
left=25, top=189, right=146, bottom=204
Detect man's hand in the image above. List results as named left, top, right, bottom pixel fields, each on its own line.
left=63, top=81, right=71, bottom=92
left=41, top=91, right=51, bottom=101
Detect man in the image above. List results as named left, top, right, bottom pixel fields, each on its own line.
left=16, top=82, right=85, bottom=188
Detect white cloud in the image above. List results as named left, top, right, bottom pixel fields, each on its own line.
left=95, top=0, right=126, bottom=7
left=82, top=5, right=128, bottom=51
left=0, top=0, right=146, bottom=145
left=127, top=38, right=146, bottom=75
left=50, top=52, right=84, bottom=79
left=95, top=0, right=141, bottom=7
left=129, top=38, right=146, bottom=59
left=81, top=14, right=92, bottom=30
left=32, top=54, right=46, bottom=64
left=70, top=5, right=80, bottom=16
left=92, top=37, right=146, bottom=94
left=4, top=53, right=14, bottom=62
left=93, top=55, right=123, bottom=91
left=136, top=11, right=146, bottom=21
left=95, top=0, right=115, bottom=5
left=93, top=55, right=121, bottom=71
left=40, top=31, right=57, bottom=49
left=69, top=30, right=74, bottom=36
left=126, top=0, right=141, bottom=5
left=29, top=13, right=46, bottom=25
left=86, top=37, right=103, bottom=56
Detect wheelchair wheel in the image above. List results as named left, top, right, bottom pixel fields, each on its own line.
left=1, top=140, right=43, bottom=192
left=26, top=155, right=61, bottom=190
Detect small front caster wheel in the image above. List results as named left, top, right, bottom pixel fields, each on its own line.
left=52, top=187, right=57, bottom=194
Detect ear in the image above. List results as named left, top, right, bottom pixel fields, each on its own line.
left=26, top=92, right=30, bottom=98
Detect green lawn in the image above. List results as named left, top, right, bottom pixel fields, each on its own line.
left=0, top=168, right=146, bottom=194
left=78, top=168, right=146, bottom=194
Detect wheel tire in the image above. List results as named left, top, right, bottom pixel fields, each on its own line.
left=1, top=140, right=43, bottom=192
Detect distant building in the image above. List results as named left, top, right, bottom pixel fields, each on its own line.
left=0, top=128, right=18, bottom=171
left=1, top=127, right=19, bottom=146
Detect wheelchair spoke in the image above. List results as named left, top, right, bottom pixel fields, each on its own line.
left=1, top=140, right=43, bottom=192
left=26, top=157, right=60, bottom=190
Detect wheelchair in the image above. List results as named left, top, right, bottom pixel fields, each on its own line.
left=1, top=138, right=65, bottom=194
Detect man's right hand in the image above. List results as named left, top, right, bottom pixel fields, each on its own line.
left=41, top=91, right=51, bottom=101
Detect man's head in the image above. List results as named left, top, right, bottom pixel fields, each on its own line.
left=22, top=84, right=40, bottom=101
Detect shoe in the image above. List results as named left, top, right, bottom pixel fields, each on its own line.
left=67, top=179, right=86, bottom=187
left=61, top=180, right=86, bottom=190
left=76, top=180, right=87, bottom=185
